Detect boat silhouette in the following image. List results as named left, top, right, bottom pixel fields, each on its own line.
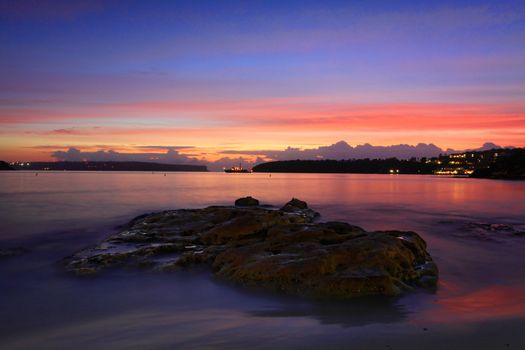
left=224, top=162, right=251, bottom=173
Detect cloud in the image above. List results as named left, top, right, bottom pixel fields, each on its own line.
left=220, top=150, right=277, bottom=156
left=134, top=145, right=196, bottom=151
left=465, top=142, right=504, bottom=152
left=51, top=148, right=204, bottom=166
left=230, top=141, right=446, bottom=161
left=224, top=140, right=511, bottom=165
left=28, top=144, right=114, bottom=150
left=48, top=127, right=98, bottom=135
left=50, top=147, right=262, bottom=172
left=50, top=128, right=80, bottom=135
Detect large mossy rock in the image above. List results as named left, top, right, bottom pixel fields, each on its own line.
left=63, top=198, right=438, bottom=298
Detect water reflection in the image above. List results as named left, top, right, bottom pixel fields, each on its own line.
left=438, top=286, right=525, bottom=322
left=1, top=172, right=524, bottom=241
left=248, top=296, right=408, bottom=327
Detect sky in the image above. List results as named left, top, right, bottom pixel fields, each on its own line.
left=1, top=0, right=524, bottom=167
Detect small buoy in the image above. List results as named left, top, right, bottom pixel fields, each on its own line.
left=164, top=173, right=166, bottom=176
left=35, top=173, right=38, bottom=176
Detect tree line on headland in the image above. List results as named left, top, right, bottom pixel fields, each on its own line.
left=469, top=148, right=525, bottom=179
left=254, top=158, right=436, bottom=174
left=252, top=148, right=525, bottom=180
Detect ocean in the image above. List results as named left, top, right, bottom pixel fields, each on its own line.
left=1, top=171, right=524, bottom=349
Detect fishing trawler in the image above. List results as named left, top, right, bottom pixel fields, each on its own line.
left=224, top=162, right=251, bottom=173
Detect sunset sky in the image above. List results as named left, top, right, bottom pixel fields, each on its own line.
left=1, top=0, right=524, bottom=164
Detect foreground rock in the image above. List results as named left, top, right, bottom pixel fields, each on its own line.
left=235, top=196, right=260, bottom=207
left=63, top=198, right=438, bottom=298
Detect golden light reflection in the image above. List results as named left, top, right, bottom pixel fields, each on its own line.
left=420, top=285, right=525, bottom=324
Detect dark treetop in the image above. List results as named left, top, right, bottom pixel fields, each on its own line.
left=0, top=161, right=15, bottom=170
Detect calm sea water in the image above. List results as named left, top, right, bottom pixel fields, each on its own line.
left=1, top=171, right=525, bottom=349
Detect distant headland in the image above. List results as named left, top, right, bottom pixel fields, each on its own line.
left=0, top=161, right=15, bottom=171
left=2, top=161, right=207, bottom=172
left=252, top=148, right=525, bottom=180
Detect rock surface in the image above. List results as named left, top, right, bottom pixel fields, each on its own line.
left=281, top=197, right=308, bottom=211
left=459, top=222, right=525, bottom=241
left=234, top=196, right=260, bottom=207
left=63, top=198, right=438, bottom=298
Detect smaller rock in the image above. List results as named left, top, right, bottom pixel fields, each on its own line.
left=462, top=222, right=525, bottom=241
left=281, top=198, right=308, bottom=212
left=235, top=196, right=259, bottom=207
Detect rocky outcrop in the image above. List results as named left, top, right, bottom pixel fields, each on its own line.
left=234, top=196, right=260, bottom=207
left=280, top=197, right=308, bottom=211
left=458, top=222, right=525, bottom=241
left=63, top=198, right=438, bottom=298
